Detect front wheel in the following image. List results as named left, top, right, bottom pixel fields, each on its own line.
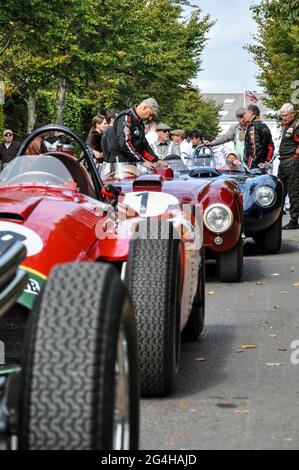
left=216, top=237, right=243, bottom=282
left=259, top=214, right=282, bottom=254
left=19, top=262, right=139, bottom=450
left=126, top=233, right=181, bottom=397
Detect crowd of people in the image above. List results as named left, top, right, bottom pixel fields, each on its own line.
left=0, top=97, right=298, bottom=229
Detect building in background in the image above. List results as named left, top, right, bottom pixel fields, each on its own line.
left=201, top=93, right=280, bottom=141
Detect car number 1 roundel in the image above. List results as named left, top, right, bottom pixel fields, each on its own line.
left=123, top=191, right=179, bottom=217
left=0, top=221, right=43, bottom=257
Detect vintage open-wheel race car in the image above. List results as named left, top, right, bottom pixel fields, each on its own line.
left=0, top=124, right=206, bottom=405
left=0, top=239, right=139, bottom=450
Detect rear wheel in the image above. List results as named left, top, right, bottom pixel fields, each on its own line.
left=126, top=223, right=181, bottom=397
left=217, top=237, right=243, bottom=282
left=19, top=262, right=139, bottom=450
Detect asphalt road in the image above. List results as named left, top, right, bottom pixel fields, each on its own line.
left=140, top=218, right=299, bottom=450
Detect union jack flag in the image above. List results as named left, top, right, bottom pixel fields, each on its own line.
left=245, top=90, right=258, bottom=103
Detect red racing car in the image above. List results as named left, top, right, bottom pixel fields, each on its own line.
left=0, top=125, right=205, bottom=401
left=100, top=158, right=244, bottom=283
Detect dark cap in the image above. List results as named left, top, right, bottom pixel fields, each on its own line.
left=236, top=107, right=246, bottom=117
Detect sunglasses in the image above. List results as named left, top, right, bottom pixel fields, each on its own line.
left=4, top=133, right=12, bottom=136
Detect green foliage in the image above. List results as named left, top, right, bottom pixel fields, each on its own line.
left=246, top=0, right=299, bottom=109
left=0, top=0, right=219, bottom=136
left=163, top=88, right=220, bottom=139
left=36, top=91, right=94, bottom=138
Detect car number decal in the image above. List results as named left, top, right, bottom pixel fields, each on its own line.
left=0, top=221, right=43, bottom=257
left=123, top=191, right=179, bottom=217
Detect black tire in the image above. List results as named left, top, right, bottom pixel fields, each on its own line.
left=216, top=236, right=243, bottom=282
left=126, top=226, right=181, bottom=397
left=181, top=249, right=205, bottom=342
left=18, top=262, right=139, bottom=450
left=260, top=213, right=282, bottom=254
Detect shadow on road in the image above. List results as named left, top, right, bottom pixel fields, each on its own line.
left=174, top=325, right=236, bottom=398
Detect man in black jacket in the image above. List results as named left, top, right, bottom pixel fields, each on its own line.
left=243, top=105, right=274, bottom=169
left=0, top=130, right=20, bottom=169
left=106, top=98, right=160, bottom=165
left=278, top=103, right=299, bottom=230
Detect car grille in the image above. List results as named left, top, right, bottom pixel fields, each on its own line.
left=0, top=305, right=28, bottom=366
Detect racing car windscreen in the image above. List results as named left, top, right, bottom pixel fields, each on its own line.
left=0, top=155, right=76, bottom=188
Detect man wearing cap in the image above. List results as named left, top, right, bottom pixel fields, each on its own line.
left=171, top=129, right=192, bottom=164
left=0, top=130, right=21, bottom=169
left=205, top=108, right=248, bottom=161
left=151, top=123, right=181, bottom=159
left=105, top=98, right=160, bottom=165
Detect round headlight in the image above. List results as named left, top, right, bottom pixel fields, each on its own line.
left=204, top=204, right=233, bottom=234
left=255, top=186, right=276, bottom=207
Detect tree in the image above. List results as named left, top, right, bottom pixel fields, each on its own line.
left=246, top=0, right=299, bottom=109
left=0, top=0, right=215, bottom=133
left=162, top=87, right=220, bottom=139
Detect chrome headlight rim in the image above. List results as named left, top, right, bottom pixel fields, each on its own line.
left=203, top=203, right=234, bottom=234
left=255, top=185, right=276, bottom=207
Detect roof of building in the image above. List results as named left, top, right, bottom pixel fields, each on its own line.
left=201, top=93, right=276, bottom=122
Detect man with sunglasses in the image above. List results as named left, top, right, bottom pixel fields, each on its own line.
left=0, top=129, right=21, bottom=169
left=106, top=98, right=160, bottom=167
left=278, top=103, right=299, bottom=230
left=151, top=123, right=180, bottom=159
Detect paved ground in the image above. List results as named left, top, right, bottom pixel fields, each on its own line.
left=140, top=219, right=299, bottom=450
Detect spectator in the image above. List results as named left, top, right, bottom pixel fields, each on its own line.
left=0, top=129, right=21, bottom=169
left=243, top=104, right=274, bottom=169
left=189, top=129, right=204, bottom=159
left=107, top=97, right=160, bottom=165
left=106, top=110, right=118, bottom=127
left=26, top=123, right=46, bottom=155
left=277, top=103, right=299, bottom=230
left=170, top=129, right=192, bottom=164
left=86, top=115, right=108, bottom=162
left=102, top=111, right=118, bottom=160
left=218, top=152, right=242, bottom=171
left=151, top=123, right=180, bottom=159
left=205, top=108, right=247, bottom=161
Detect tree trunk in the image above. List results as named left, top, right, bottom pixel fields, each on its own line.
left=56, top=78, right=67, bottom=124
left=27, top=95, right=36, bottom=133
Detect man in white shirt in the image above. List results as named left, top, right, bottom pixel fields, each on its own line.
left=170, top=129, right=192, bottom=164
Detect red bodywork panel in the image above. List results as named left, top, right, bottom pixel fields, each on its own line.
left=0, top=187, right=101, bottom=276
left=119, top=175, right=243, bottom=253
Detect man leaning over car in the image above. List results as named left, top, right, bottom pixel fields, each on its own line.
left=105, top=98, right=160, bottom=167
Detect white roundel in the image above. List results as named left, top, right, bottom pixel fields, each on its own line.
left=0, top=221, right=43, bottom=257
left=123, top=191, right=179, bottom=217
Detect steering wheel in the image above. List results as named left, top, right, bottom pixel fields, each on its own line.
left=163, top=155, right=182, bottom=161
left=7, top=171, right=67, bottom=186
left=104, top=170, right=140, bottom=180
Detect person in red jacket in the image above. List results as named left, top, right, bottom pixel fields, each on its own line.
left=243, top=104, right=274, bottom=169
